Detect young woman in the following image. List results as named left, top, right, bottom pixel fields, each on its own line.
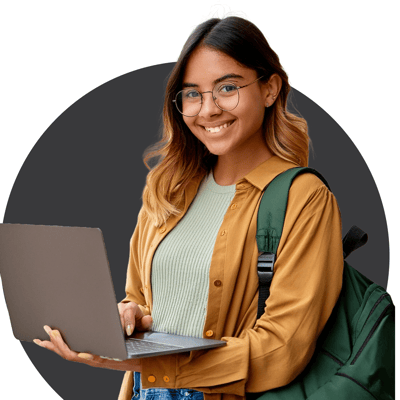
left=34, top=16, right=343, bottom=400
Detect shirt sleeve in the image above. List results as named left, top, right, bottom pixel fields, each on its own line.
left=121, top=208, right=151, bottom=316
left=140, top=179, right=344, bottom=396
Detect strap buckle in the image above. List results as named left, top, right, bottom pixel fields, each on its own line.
left=257, top=252, right=275, bottom=282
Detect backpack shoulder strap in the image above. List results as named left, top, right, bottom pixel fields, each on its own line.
left=256, top=167, right=330, bottom=319
left=342, top=225, right=368, bottom=259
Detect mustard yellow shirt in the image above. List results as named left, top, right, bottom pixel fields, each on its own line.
left=118, top=156, right=343, bottom=400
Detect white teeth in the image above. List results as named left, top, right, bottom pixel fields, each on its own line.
left=204, top=121, right=233, bottom=132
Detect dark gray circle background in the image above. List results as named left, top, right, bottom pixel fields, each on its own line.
left=4, top=63, right=389, bottom=399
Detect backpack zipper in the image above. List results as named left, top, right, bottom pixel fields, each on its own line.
left=350, top=303, right=391, bottom=365
left=363, top=293, right=389, bottom=325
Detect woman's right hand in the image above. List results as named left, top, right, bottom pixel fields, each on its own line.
left=118, top=302, right=152, bottom=336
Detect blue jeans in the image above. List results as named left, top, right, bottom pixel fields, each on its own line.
left=132, top=372, right=204, bottom=400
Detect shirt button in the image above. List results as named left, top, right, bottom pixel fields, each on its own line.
left=140, top=287, right=144, bottom=294
left=163, top=376, right=170, bottom=382
left=147, top=375, right=156, bottom=383
left=184, top=392, right=190, bottom=397
left=206, top=330, right=214, bottom=337
left=214, top=280, right=222, bottom=287
left=220, top=230, right=227, bottom=236
left=159, top=227, right=166, bottom=233
left=230, top=203, right=237, bottom=210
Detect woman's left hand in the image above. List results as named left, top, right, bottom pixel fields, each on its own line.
left=34, top=325, right=142, bottom=372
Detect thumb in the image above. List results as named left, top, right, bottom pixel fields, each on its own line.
left=137, top=315, right=153, bottom=331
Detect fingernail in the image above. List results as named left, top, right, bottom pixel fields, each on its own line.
left=113, top=358, right=123, bottom=361
left=78, top=353, right=94, bottom=360
left=33, top=339, right=43, bottom=347
left=126, top=325, right=133, bottom=336
left=43, top=325, right=52, bottom=335
left=51, top=330, right=60, bottom=338
left=100, top=356, right=112, bottom=360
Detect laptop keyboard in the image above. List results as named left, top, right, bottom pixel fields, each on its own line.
left=126, top=338, right=180, bottom=354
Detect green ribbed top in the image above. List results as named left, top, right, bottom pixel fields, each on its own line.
left=151, top=172, right=236, bottom=337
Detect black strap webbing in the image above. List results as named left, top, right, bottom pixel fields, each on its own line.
left=342, top=225, right=368, bottom=259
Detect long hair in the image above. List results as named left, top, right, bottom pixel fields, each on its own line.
left=142, top=17, right=309, bottom=226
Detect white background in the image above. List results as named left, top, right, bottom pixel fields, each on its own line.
left=0, top=1, right=398, bottom=398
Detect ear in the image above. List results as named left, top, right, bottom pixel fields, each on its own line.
left=264, top=74, right=282, bottom=107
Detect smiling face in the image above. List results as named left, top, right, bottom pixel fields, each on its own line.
left=181, top=46, right=270, bottom=160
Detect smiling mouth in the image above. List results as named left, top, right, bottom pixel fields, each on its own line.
left=202, top=120, right=235, bottom=133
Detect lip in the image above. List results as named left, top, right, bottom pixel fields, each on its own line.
left=199, top=119, right=236, bottom=129
left=199, top=120, right=236, bottom=132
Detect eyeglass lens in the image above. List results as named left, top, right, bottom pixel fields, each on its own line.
left=175, top=82, right=239, bottom=117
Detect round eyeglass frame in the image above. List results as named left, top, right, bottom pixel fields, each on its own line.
left=172, top=76, right=265, bottom=117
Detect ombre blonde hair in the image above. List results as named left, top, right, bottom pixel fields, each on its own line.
left=142, top=17, right=309, bottom=227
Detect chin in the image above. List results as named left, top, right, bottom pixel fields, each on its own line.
left=205, top=147, right=229, bottom=157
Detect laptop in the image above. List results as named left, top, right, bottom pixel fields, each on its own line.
left=0, top=223, right=226, bottom=360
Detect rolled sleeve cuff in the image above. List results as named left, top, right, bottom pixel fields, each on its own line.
left=141, top=354, right=178, bottom=388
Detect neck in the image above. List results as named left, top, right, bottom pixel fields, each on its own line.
left=213, top=142, right=273, bottom=186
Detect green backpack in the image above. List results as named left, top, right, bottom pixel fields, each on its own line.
left=250, top=167, right=395, bottom=400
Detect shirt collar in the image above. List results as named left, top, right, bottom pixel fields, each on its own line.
left=182, top=156, right=299, bottom=213
left=242, top=155, right=299, bottom=191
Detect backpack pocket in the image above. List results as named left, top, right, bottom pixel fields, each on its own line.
left=339, top=300, right=394, bottom=400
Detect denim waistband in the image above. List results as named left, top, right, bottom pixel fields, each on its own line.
left=132, top=372, right=204, bottom=400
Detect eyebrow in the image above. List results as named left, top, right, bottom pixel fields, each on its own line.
left=182, top=73, right=244, bottom=88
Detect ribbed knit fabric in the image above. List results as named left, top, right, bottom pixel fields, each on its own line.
left=151, top=172, right=236, bottom=338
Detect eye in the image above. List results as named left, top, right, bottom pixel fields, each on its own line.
left=217, top=83, right=237, bottom=95
left=183, top=89, right=201, bottom=100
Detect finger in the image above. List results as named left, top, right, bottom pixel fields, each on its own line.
left=44, top=325, right=64, bottom=344
left=43, top=326, right=78, bottom=361
left=77, top=353, right=121, bottom=365
left=118, top=306, right=125, bottom=332
left=118, top=303, right=133, bottom=336
left=43, top=324, right=52, bottom=336
left=33, top=338, right=49, bottom=349
left=136, top=315, right=153, bottom=331
left=91, top=355, right=126, bottom=366
left=49, top=329, right=70, bottom=353
left=43, top=325, right=62, bottom=352
left=77, top=352, right=94, bottom=361
left=44, top=325, right=62, bottom=345
left=118, top=303, right=127, bottom=332
left=99, top=355, right=123, bottom=361
left=33, top=338, right=60, bottom=354
left=124, top=307, right=138, bottom=336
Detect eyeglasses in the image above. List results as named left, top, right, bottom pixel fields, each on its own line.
left=173, top=76, right=264, bottom=117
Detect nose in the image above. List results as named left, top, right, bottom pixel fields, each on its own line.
left=199, top=91, right=222, bottom=117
